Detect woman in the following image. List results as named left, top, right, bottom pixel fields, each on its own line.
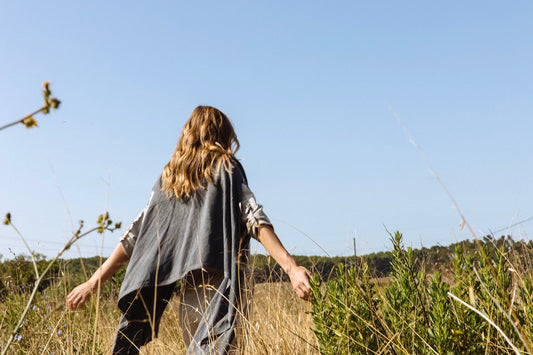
left=66, top=106, right=312, bottom=354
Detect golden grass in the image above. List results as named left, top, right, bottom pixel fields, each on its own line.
left=144, top=282, right=318, bottom=354
left=1, top=281, right=318, bottom=354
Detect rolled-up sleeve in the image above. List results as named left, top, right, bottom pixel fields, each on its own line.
left=239, top=183, right=272, bottom=239
left=119, top=191, right=154, bottom=257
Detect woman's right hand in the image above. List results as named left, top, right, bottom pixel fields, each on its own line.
left=66, top=281, right=96, bottom=311
left=66, top=243, right=130, bottom=311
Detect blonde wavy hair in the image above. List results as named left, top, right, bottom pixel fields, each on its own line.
left=162, top=106, right=240, bottom=200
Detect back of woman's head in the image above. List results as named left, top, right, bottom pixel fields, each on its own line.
left=162, top=106, right=240, bottom=200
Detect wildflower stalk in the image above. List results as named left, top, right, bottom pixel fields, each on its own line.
left=0, top=82, right=61, bottom=132
left=4, top=213, right=39, bottom=278
left=1, top=213, right=121, bottom=355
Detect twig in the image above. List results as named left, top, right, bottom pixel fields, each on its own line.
left=0, top=107, right=45, bottom=131
left=0, top=82, right=60, bottom=132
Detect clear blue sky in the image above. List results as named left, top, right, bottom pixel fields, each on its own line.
left=1, top=1, right=532, bottom=259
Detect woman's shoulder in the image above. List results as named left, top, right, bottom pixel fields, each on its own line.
left=230, top=157, right=248, bottom=184
left=153, top=174, right=163, bottom=190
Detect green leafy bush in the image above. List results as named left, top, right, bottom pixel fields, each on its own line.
left=311, top=232, right=533, bottom=354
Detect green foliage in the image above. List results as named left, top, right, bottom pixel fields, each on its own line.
left=0, top=254, right=60, bottom=297
left=310, top=232, right=533, bottom=354
left=311, top=261, right=386, bottom=354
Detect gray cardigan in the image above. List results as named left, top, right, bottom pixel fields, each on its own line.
left=119, top=181, right=272, bottom=256
left=117, top=161, right=268, bottom=354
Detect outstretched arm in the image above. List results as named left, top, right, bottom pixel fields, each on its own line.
left=256, top=225, right=312, bottom=300
left=66, top=243, right=130, bottom=310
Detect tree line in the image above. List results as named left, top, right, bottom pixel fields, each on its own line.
left=1, top=235, right=528, bottom=299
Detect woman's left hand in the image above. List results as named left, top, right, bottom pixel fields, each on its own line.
left=288, top=265, right=313, bottom=300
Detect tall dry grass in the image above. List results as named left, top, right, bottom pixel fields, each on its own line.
left=1, top=263, right=318, bottom=354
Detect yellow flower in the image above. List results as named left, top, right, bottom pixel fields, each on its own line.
left=22, top=116, right=38, bottom=129
left=49, top=97, right=61, bottom=109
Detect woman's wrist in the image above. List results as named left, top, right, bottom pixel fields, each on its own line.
left=281, top=255, right=298, bottom=276
left=86, top=276, right=100, bottom=291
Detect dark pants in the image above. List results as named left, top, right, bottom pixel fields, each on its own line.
left=112, top=283, right=176, bottom=355
left=112, top=269, right=246, bottom=354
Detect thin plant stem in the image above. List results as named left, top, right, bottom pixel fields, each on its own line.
left=447, top=292, right=521, bottom=355
left=389, top=106, right=522, bottom=337
left=91, top=177, right=112, bottom=355
left=0, top=107, right=44, bottom=131
left=273, top=218, right=331, bottom=257
left=1, top=219, right=117, bottom=355
left=472, top=265, right=532, bottom=354
left=388, top=106, right=475, bottom=237
left=281, top=324, right=321, bottom=352
left=41, top=309, right=67, bottom=353
left=9, top=221, right=39, bottom=278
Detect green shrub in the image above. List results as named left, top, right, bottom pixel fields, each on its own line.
left=310, top=232, right=533, bottom=354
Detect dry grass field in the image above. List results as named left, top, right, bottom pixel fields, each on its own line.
left=1, top=279, right=318, bottom=354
